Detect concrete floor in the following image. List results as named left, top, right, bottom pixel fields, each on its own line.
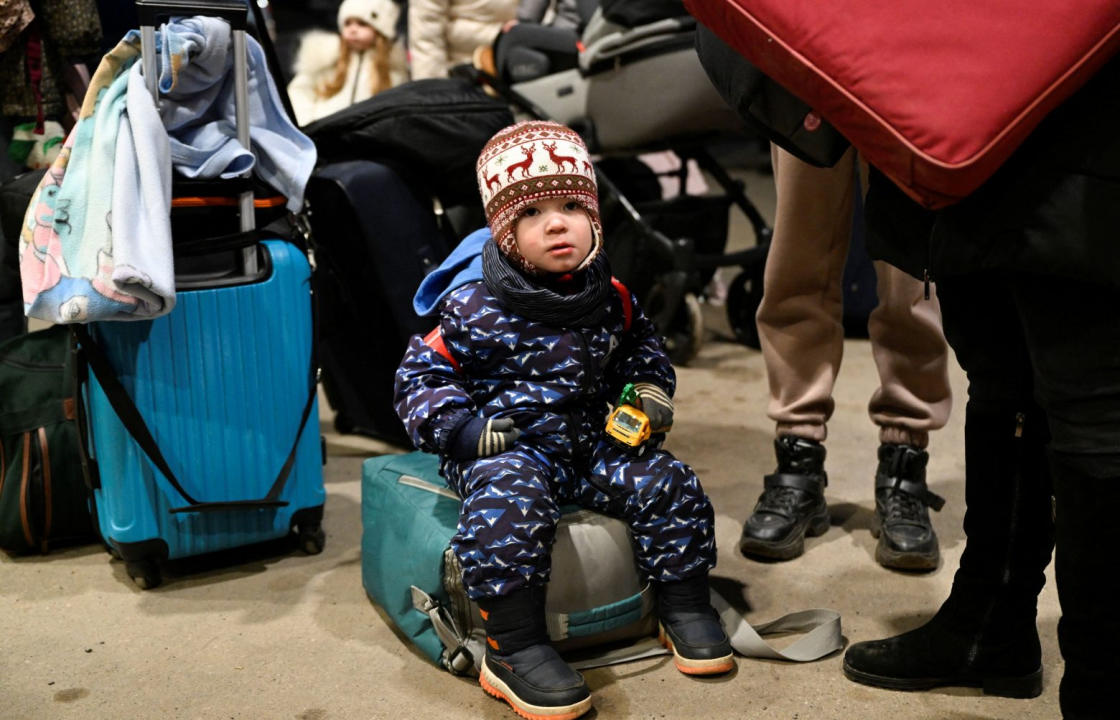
left=0, top=169, right=1063, bottom=719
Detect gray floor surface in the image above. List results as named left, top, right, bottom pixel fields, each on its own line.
left=1, top=168, right=1062, bottom=719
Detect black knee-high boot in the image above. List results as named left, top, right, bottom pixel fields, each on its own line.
left=476, top=586, right=592, bottom=719
left=843, top=405, right=1055, bottom=697
left=1051, top=455, right=1120, bottom=719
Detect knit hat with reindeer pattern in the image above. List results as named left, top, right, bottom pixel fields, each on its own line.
left=476, top=120, right=601, bottom=275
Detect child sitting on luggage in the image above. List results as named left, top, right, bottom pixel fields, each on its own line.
left=394, top=120, right=733, bottom=719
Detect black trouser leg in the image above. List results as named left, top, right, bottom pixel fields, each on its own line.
left=1010, top=277, right=1120, bottom=718
left=1051, top=459, right=1120, bottom=719
left=844, top=275, right=1054, bottom=697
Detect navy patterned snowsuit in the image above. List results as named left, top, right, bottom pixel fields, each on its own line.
left=394, top=280, right=717, bottom=599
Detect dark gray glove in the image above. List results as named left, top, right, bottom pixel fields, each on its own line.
left=633, top=382, right=674, bottom=432
left=450, top=417, right=522, bottom=460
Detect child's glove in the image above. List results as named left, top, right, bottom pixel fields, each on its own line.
left=632, top=382, right=674, bottom=432
left=450, top=417, right=522, bottom=460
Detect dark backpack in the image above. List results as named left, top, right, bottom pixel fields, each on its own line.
left=0, top=325, right=96, bottom=554
left=302, top=78, right=515, bottom=207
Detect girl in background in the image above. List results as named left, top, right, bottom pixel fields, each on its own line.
left=288, top=0, right=407, bottom=126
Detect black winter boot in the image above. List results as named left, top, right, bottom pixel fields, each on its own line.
left=740, top=436, right=830, bottom=561
left=871, top=443, right=945, bottom=571
left=1051, top=456, right=1120, bottom=720
left=477, top=587, right=592, bottom=720
left=843, top=407, right=1054, bottom=698
left=656, top=574, right=735, bottom=675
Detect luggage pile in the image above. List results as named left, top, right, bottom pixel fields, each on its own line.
left=3, top=0, right=326, bottom=590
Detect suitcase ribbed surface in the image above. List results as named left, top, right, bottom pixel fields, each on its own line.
left=87, top=241, right=324, bottom=559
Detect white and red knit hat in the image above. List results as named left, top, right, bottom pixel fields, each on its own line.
left=476, top=120, right=602, bottom=275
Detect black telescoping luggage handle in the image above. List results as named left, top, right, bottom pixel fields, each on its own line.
left=136, top=0, right=247, bottom=29
left=134, top=0, right=298, bottom=127
left=71, top=324, right=317, bottom=514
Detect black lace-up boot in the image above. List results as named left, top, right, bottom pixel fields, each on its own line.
left=740, top=435, right=830, bottom=561
left=656, top=574, right=735, bottom=676
left=872, top=444, right=946, bottom=571
left=477, top=586, right=592, bottom=719
left=844, top=406, right=1054, bottom=698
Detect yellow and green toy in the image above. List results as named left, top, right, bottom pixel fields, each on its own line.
left=605, top=383, right=652, bottom=451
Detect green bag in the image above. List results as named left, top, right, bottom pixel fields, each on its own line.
left=361, top=452, right=664, bottom=675
left=0, top=326, right=95, bottom=554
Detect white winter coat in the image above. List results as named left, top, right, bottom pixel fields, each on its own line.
left=407, top=0, right=518, bottom=80
left=287, top=30, right=409, bottom=126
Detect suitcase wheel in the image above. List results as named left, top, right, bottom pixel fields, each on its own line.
left=126, top=559, right=162, bottom=590
left=298, top=524, right=325, bottom=555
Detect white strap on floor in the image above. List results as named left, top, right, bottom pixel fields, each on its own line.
left=712, top=590, right=843, bottom=662
left=412, top=584, right=842, bottom=674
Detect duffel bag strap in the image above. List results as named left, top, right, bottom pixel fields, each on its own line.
left=712, top=590, right=842, bottom=662
left=546, top=583, right=654, bottom=641
left=568, top=637, right=669, bottom=670
left=410, top=585, right=483, bottom=675
left=568, top=588, right=842, bottom=667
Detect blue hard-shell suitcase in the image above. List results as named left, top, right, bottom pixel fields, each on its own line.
left=81, top=240, right=325, bottom=588
left=75, top=1, right=324, bottom=588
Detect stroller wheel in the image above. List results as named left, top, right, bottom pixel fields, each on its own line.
left=646, top=285, right=704, bottom=366
left=727, top=269, right=764, bottom=349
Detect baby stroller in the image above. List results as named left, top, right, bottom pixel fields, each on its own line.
left=457, top=0, right=773, bottom=362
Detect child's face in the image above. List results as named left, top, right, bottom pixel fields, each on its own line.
left=514, top=197, right=594, bottom=274
left=341, top=18, right=377, bottom=52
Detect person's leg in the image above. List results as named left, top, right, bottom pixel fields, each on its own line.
left=445, top=448, right=591, bottom=719
left=1010, top=277, right=1120, bottom=719
left=843, top=273, right=1054, bottom=697
left=581, top=440, right=733, bottom=676
left=742, top=145, right=856, bottom=560
left=866, top=264, right=954, bottom=569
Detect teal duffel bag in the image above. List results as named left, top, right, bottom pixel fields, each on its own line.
left=361, top=451, right=666, bottom=675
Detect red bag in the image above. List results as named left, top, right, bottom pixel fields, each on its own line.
left=685, top=0, right=1120, bottom=208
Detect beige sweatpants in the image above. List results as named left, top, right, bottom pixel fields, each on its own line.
left=756, top=146, right=952, bottom=448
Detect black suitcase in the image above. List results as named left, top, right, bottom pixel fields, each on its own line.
left=308, top=160, right=468, bottom=445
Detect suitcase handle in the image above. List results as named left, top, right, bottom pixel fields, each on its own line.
left=72, top=323, right=317, bottom=513
left=137, top=0, right=259, bottom=276
left=136, top=0, right=247, bottom=30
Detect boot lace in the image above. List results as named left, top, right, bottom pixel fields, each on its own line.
left=883, top=488, right=926, bottom=526
left=757, top=486, right=811, bottom=518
